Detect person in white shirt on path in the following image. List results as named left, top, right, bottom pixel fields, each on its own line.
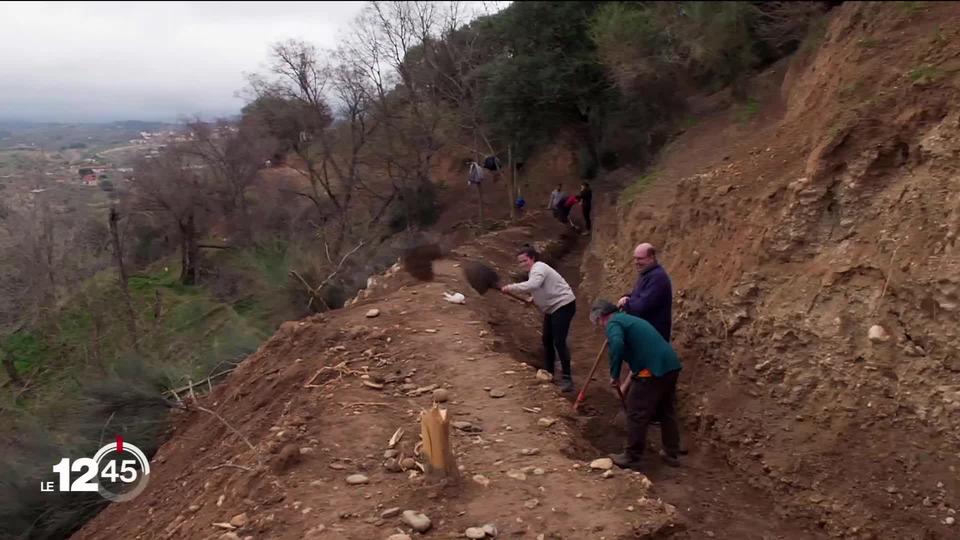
left=502, top=246, right=577, bottom=392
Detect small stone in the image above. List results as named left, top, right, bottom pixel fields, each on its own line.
left=946, top=516, right=955, bottom=526
left=535, top=369, right=552, bottom=381
left=328, top=462, right=347, bottom=470
left=387, top=535, right=412, bottom=540
left=425, top=328, right=438, bottom=333
left=482, top=524, right=498, bottom=537
left=590, top=458, right=614, bottom=470
left=520, top=448, right=540, bottom=456
left=452, top=421, right=477, bottom=432
left=637, top=474, right=653, bottom=489
left=400, top=457, right=416, bottom=470
left=537, top=417, right=556, bottom=428
left=885, top=486, right=898, bottom=494
left=472, top=474, right=490, bottom=487
left=602, top=470, right=614, bottom=479
left=433, top=388, right=450, bottom=403
left=524, top=498, right=540, bottom=509
left=868, top=325, right=890, bottom=343
left=366, top=308, right=380, bottom=318
left=346, top=474, right=369, bottom=485
left=229, top=513, right=248, bottom=527
left=489, top=388, right=506, bottom=398
left=466, top=527, right=486, bottom=539
left=506, top=469, right=527, bottom=481
left=384, top=458, right=403, bottom=473
left=188, top=504, right=200, bottom=513
left=300, top=447, right=315, bottom=455
left=401, top=510, right=432, bottom=533
left=381, top=507, right=402, bottom=519
left=532, top=468, right=546, bottom=476
left=384, top=449, right=399, bottom=459
left=219, top=534, right=241, bottom=540
left=363, top=380, right=384, bottom=390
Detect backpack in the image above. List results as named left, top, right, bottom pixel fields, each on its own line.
left=482, top=155, right=500, bottom=171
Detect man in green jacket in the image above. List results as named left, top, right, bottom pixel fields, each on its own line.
left=590, top=299, right=682, bottom=470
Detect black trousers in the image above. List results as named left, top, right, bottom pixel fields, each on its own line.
left=625, top=369, right=681, bottom=458
left=542, top=300, right=576, bottom=379
left=582, top=204, right=592, bottom=230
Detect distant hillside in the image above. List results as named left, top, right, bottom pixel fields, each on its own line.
left=0, top=120, right=181, bottom=151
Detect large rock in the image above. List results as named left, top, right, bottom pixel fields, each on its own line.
left=590, top=458, right=614, bottom=470
left=401, top=510, right=432, bottom=532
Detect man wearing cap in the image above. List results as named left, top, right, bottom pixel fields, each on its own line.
left=590, top=299, right=682, bottom=470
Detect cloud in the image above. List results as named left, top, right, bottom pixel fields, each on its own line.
left=0, top=1, right=367, bottom=122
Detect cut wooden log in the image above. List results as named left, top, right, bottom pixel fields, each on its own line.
left=419, top=403, right=459, bottom=480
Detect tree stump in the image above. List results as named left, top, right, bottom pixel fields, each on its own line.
left=420, top=403, right=459, bottom=480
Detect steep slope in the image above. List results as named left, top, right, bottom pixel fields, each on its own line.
left=581, top=2, right=960, bottom=538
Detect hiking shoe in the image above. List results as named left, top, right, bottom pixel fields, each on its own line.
left=558, top=378, right=575, bottom=393
left=610, top=452, right=644, bottom=471
left=659, top=450, right=681, bottom=467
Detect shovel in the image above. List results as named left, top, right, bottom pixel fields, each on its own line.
left=462, top=260, right=532, bottom=306
left=572, top=340, right=608, bottom=412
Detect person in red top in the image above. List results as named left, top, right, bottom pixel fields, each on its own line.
left=555, top=194, right=580, bottom=229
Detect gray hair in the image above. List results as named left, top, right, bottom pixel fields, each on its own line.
left=589, top=299, right=618, bottom=325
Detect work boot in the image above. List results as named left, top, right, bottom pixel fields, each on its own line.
left=659, top=450, right=681, bottom=467
left=610, top=452, right=643, bottom=471
left=558, top=378, right=575, bottom=393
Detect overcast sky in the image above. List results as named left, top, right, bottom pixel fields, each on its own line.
left=0, top=1, right=373, bottom=123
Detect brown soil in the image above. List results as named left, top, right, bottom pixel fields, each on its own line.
left=582, top=3, right=960, bottom=539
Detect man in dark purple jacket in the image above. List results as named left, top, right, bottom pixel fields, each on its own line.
left=617, top=243, right=672, bottom=342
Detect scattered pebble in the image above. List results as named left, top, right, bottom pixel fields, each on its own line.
left=472, top=474, right=490, bottom=487
left=602, top=470, right=614, bottom=479
left=229, top=513, right=248, bottom=527
left=482, top=523, right=498, bottom=537
left=345, top=474, right=369, bottom=485
left=520, top=448, right=540, bottom=456
left=537, top=417, right=556, bottom=428
left=524, top=498, right=540, bottom=509
left=535, top=369, right=552, bottom=381
left=465, top=527, right=486, bottom=539
left=433, top=388, right=450, bottom=403
left=489, top=388, right=506, bottom=398
left=506, top=469, right=527, bottom=481
left=946, top=516, right=955, bottom=526
left=868, top=324, right=889, bottom=343
left=366, top=309, right=380, bottom=318
left=401, top=510, right=432, bottom=533
left=381, top=507, right=402, bottom=519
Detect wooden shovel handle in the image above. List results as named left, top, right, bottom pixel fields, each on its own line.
left=573, top=340, right=608, bottom=411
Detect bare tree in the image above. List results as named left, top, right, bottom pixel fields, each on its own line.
left=131, top=150, right=209, bottom=285
left=181, top=119, right=273, bottom=243
left=108, top=205, right=139, bottom=351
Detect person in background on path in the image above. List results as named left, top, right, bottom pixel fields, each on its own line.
left=555, top=194, right=581, bottom=229
left=547, top=183, right=564, bottom=211
left=618, top=243, right=672, bottom=341
left=579, top=182, right=592, bottom=234
left=502, top=246, right=577, bottom=393
left=590, top=299, right=682, bottom=471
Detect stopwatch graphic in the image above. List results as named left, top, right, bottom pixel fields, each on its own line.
left=47, top=436, right=151, bottom=502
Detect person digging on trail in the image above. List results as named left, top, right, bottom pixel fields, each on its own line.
left=618, top=243, right=672, bottom=342
left=590, top=299, right=682, bottom=471
left=579, top=182, right=592, bottom=234
left=502, top=246, right=577, bottom=393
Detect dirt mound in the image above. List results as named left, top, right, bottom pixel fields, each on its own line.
left=582, top=3, right=960, bottom=538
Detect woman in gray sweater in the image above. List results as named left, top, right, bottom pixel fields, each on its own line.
left=502, top=246, right=577, bottom=392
